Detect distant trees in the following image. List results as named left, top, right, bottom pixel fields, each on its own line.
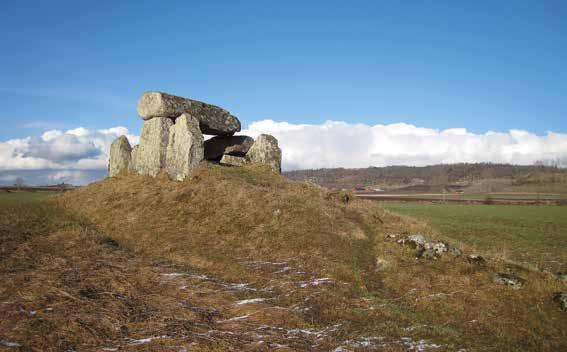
left=14, top=177, right=25, bottom=190
left=284, top=163, right=567, bottom=189
left=534, top=158, right=566, bottom=169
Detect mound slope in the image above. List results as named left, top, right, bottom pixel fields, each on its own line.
left=59, top=163, right=396, bottom=288
left=52, top=163, right=566, bottom=351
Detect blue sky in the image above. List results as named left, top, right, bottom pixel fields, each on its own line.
left=1, top=0, right=566, bottom=184
left=1, top=0, right=566, bottom=140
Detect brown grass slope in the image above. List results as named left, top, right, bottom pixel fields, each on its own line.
left=59, top=163, right=388, bottom=289
left=49, top=163, right=566, bottom=351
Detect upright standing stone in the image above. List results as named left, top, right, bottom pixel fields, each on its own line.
left=246, top=134, right=282, bottom=173
left=137, top=91, right=241, bottom=135
left=166, top=113, right=204, bottom=181
left=129, top=145, right=139, bottom=173
left=108, top=135, right=132, bottom=177
left=204, top=135, right=254, bottom=161
left=135, top=117, right=173, bottom=177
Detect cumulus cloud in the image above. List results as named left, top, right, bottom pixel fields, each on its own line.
left=1, top=120, right=566, bottom=185
left=241, top=120, right=567, bottom=170
left=0, top=126, right=138, bottom=185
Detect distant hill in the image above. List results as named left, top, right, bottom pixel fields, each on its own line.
left=283, top=163, right=567, bottom=193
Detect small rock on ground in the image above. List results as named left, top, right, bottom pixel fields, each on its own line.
left=553, top=292, right=567, bottom=310
left=493, top=273, right=525, bottom=289
left=467, top=254, right=486, bottom=266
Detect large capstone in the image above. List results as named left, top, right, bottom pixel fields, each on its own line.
left=245, top=134, right=282, bottom=173
left=137, top=91, right=241, bottom=135
left=166, top=113, right=204, bottom=181
left=108, top=135, right=132, bottom=177
left=135, top=117, right=173, bottom=177
left=204, top=135, right=254, bottom=161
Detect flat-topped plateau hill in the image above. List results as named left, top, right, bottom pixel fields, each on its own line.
left=1, top=163, right=566, bottom=351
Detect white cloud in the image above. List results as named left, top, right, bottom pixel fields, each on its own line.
left=0, top=126, right=138, bottom=184
left=241, top=120, right=567, bottom=170
left=1, top=120, right=566, bottom=185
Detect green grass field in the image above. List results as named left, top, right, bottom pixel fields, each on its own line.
left=382, top=202, right=567, bottom=272
left=0, top=191, right=54, bottom=204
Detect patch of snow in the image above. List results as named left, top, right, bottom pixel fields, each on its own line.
left=299, top=277, right=334, bottom=288
left=245, top=260, right=289, bottom=268
left=274, top=266, right=293, bottom=274
left=160, top=272, right=187, bottom=278
left=338, top=336, right=444, bottom=352
left=223, top=282, right=257, bottom=291
left=269, top=342, right=290, bottom=349
left=333, top=347, right=352, bottom=352
left=235, top=298, right=269, bottom=305
left=288, top=323, right=342, bottom=340
left=18, top=308, right=36, bottom=316
left=403, top=325, right=428, bottom=332
left=400, top=337, right=442, bottom=351
left=126, top=335, right=167, bottom=346
left=0, top=340, right=21, bottom=347
left=337, top=336, right=385, bottom=350
left=188, top=273, right=212, bottom=281
left=218, top=314, right=250, bottom=323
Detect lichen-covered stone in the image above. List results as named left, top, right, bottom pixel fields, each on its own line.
left=493, top=273, right=525, bottom=289
left=245, top=134, right=282, bottom=173
left=135, top=117, right=173, bottom=177
left=166, top=113, right=204, bottom=181
left=423, top=242, right=448, bottom=254
left=220, top=154, right=248, bottom=167
left=137, top=91, right=241, bottom=135
left=204, top=135, right=254, bottom=161
left=108, top=135, right=132, bottom=177
left=397, top=234, right=427, bottom=248
left=129, top=145, right=139, bottom=172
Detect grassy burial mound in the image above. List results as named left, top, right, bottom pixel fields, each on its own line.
left=2, top=163, right=566, bottom=351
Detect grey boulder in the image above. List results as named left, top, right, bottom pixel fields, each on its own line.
left=493, top=273, right=525, bottom=289
left=398, top=234, right=427, bottom=248
left=108, top=135, right=132, bottom=177
left=424, top=242, right=448, bottom=254
left=553, top=292, right=567, bottom=310
left=135, top=117, right=173, bottom=177
left=166, top=113, right=204, bottom=181
left=137, top=91, right=241, bottom=135
left=467, top=254, right=487, bottom=266
left=220, top=154, right=248, bottom=167
left=204, top=135, right=254, bottom=161
left=245, top=134, right=282, bottom=173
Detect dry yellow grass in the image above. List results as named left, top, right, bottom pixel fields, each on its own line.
left=1, top=163, right=565, bottom=351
